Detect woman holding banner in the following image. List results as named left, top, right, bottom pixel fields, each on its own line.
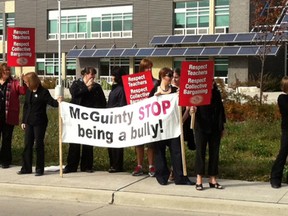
left=132, top=58, right=157, bottom=177
left=17, top=72, right=61, bottom=176
left=107, top=66, right=127, bottom=173
left=63, top=67, right=107, bottom=174
left=168, top=68, right=196, bottom=182
left=0, top=63, right=26, bottom=169
left=191, top=80, right=226, bottom=190
left=149, top=67, right=193, bottom=185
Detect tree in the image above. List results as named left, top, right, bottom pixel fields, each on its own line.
left=251, top=0, right=287, bottom=104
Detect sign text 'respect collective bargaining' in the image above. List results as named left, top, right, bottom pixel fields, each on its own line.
left=179, top=61, right=214, bottom=106
left=7, top=27, right=35, bottom=67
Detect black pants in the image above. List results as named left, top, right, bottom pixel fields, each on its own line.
left=21, top=124, right=47, bottom=173
left=154, top=137, right=186, bottom=184
left=270, top=129, right=288, bottom=184
left=194, top=129, right=221, bottom=176
left=0, top=120, right=14, bottom=166
left=65, top=143, right=94, bottom=171
left=108, top=148, right=123, bottom=171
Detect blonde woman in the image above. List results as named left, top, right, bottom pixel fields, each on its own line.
left=17, top=72, right=61, bottom=176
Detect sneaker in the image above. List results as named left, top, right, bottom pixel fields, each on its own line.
left=132, top=165, right=143, bottom=176
left=148, top=166, right=155, bottom=177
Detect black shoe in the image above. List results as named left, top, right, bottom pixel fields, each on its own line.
left=271, top=183, right=281, bottom=189
left=63, top=168, right=76, bottom=174
left=156, top=177, right=167, bottom=185
left=17, top=170, right=32, bottom=175
left=2, top=164, right=9, bottom=169
left=108, top=167, right=123, bottom=173
left=82, top=169, right=94, bottom=173
left=209, top=182, right=223, bottom=189
left=35, top=172, right=43, bottom=176
left=175, top=180, right=196, bottom=185
left=175, top=177, right=196, bottom=185
left=270, top=179, right=281, bottom=189
left=195, top=184, right=204, bottom=191
left=108, top=167, right=116, bottom=173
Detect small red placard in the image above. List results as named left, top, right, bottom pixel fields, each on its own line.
left=7, top=27, right=36, bottom=67
left=179, top=61, right=214, bottom=106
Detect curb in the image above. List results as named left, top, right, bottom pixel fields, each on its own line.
left=0, top=183, right=112, bottom=204
left=114, top=191, right=288, bottom=216
left=1, top=182, right=288, bottom=216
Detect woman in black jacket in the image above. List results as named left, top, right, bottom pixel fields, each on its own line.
left=17, top=72, right=61, bottom=176
left=270, top=76, right=288, bottom=188
left=150, top=67, right=193, bottom=186
left=192, top=80, right=226, bottom=190
left=107, top=66, right=127, bottom=173
left=64, top=67, right=107, bottom=173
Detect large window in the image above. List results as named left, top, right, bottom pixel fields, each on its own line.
left=174, top=0, right=210, bottom=35
left=215, top=0, right=230, bottom=33
left=0, top=13, right=15, bottom=40
left=174, top=0, right=229, bottom=35
left=36, top=53, right=59, bottom=76
left=48, top=6, right=133, bottom=40
left=91, top=12, right=132, bottom=38
left=36, top=53, right=76, bottom=77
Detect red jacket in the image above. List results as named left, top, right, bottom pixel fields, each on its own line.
left=5, top=78, right=27, bottom=125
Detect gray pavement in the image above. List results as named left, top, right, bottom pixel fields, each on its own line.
left=0, top=166, right=288, bottom=216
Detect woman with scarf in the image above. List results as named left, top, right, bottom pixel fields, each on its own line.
left=0, top=63, right=26, bottom=169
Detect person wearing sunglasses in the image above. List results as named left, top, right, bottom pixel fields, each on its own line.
left=149, top=67, right=193, bottom=186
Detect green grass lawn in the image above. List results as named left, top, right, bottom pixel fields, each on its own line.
left=11, top=106, right=283, bottom=182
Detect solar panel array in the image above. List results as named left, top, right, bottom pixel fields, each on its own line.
left=67, top=45, right=280, bottom=58
left=149, top=32, right=284, bottom=45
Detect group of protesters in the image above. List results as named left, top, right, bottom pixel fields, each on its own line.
left=0, top=59, right=227, bottom=190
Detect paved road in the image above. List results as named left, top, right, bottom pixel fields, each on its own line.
left=0, top=196, right=236, bottom=216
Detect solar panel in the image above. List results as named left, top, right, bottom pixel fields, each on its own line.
left=121, top=49, right=139, bottom=57
left=219, top=46, right=240, bottom=55
left=78, top=49, right=96, bottom=57
left=268, top=46, right=280, bottom=55
left=185, top=47, right=203, bottom=56
left=151, top=48, right=170, bottom=56
left=234, top=33, right=256, bottom=42
left=282, top=14, right=288, bottom=22
left=66, top=49, right=82, bottom=58
left=93, top=49, right=109, bottom=57
left=198, top=34, right=219, bottom=43
left=150, top=36, right=168, bottom=45
left=216, top=34, right=237, bottom=43
left=166, top=35, right=184, bottom=44
left=167, top=48, right=187, bottom=56
left=136, top=48, right=155, bottom=56
left=107, top=49, right=125, bottom=57
left=201, top=47, right=221, bottom=55
left=182, top=35, right=201, bottom=43
left=257, top=46, right=279, bottom=56
left=238, top=46, right=258, bottom=55
left=254, top=32, right=273, bottom=42
left=273, top=32, right=288, bottom=42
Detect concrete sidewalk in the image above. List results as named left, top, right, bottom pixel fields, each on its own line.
left=0, top=166, right=288, bottom=216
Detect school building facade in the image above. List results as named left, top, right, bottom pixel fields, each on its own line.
left=0, top=0, right=287, bottom=86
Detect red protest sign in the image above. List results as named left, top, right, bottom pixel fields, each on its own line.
left=7, top=27, right=36, bottom=67
left=122, top=71, right=154, bottom=104
left=179, top=61, right=214, bottom=106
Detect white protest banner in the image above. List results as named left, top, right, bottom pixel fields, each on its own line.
left=61, top=93, right=180, bottom=148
